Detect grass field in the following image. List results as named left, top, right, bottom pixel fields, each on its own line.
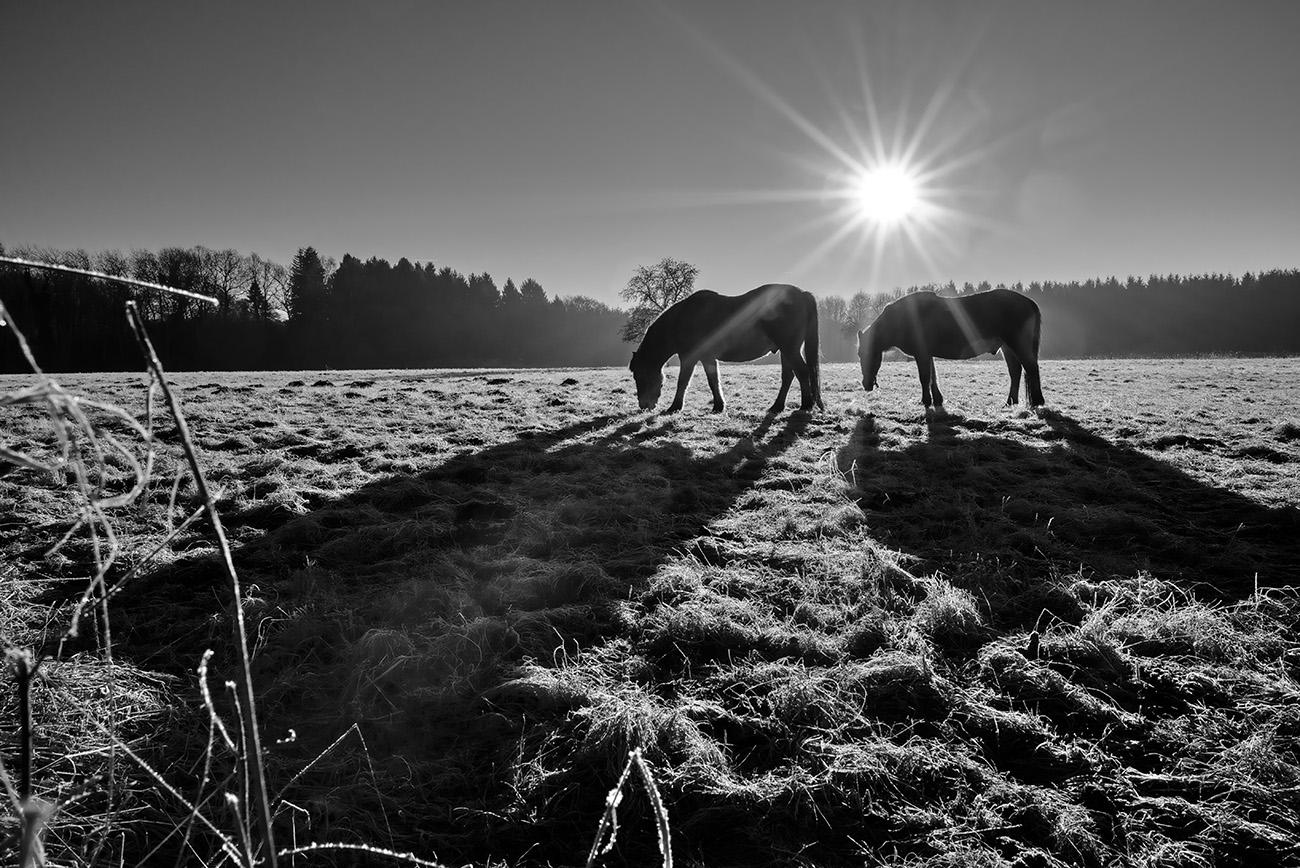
left=3, top=357, right=1300, bottom=867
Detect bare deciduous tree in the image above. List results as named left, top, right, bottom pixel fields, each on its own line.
left=619, top=257, right=699, bottom=342
left=248, top=253, right=289, bottom=320
left=198, top=247, right=252, bottom=318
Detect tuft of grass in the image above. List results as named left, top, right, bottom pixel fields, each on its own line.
left=912, top=577, right=987, bottom=649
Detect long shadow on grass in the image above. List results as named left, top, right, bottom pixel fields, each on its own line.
left=107, top=408, right=814, bottom=861
left=839, top=407, right=1300, bottom=613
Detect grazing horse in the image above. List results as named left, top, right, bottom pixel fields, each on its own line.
left=629, top=283, right=823, bottom=414
left=857, top=289, right=1045, bottom=408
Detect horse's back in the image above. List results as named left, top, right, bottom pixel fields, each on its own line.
left=679, top=283, right=809, bottom=324
left=736, top=282, right=809, bottom=310
left=672, top=283, right=814, bottom=361
left=963, top=288, right=1039, bottom=325
left=884, top=289, right=1038, bottom=359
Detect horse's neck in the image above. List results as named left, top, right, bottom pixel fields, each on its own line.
left=642, top=316, right=678, bottom=363
left=875, top=310, right=902, bottom=348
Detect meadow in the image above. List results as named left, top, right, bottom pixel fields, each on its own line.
left=3, top=357, right=1300, bottom=867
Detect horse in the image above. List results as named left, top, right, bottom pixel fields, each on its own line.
left=857, top=288, right=1045, bottom=408
left=629, top=283, right=823, bottom=415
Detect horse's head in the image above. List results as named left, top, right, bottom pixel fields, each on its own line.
left=857, top=328, right=882, bottom=392
left=629, top=350, right=664, bottom=410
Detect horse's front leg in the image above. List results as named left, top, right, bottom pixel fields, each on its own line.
left=666, top=360, right=695, bottom=413
left=915, top=355, right=939, bottom=407
left=702, top=358, right=725, bottom=413
left=769, top=353, right=794, bottom=414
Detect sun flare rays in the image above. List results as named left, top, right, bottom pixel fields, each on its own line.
left=644, top=4, right=1015, bottom=291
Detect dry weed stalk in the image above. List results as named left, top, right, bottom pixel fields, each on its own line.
left=586, top=747, right=673, bottom=868
left=1, top=258, right=284, bottom=866
left=1, top=290, right=151, bottom=866
left=123, top=301, right=278, bottom=867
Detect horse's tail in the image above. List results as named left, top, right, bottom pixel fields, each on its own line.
left=804, top=291, right=824, bottom=410
left=1030, top=299, right=1043, bottom=359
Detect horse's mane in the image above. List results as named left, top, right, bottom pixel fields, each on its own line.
left=639, top=297, right=687, bottom=362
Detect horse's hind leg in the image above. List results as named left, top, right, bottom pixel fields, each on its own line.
left=916, top=356, right=940, bottom=407
left=702, top=358, right=725, bottom=413
left=781, top=348, right=816, bottom=412
left=1024, top=356, right=1045, bottom=407
left=1009, top=336, right=1046, bottom=407
left=1002, top=348, right=1024, bottom=405
left=769, top=354, right=794, bottom=414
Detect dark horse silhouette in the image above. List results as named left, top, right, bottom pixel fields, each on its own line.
left=857, top=288, right=1045, bottom=408
left=629, top=283, right=823, bottom=414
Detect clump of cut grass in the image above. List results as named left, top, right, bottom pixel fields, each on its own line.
left=576, top=685, right=727, bottom=783
left=641, top=586, right=839, bottom=666
left=978, top=643, right=1141, bottom=737
left=838, top=609, right=892, bottom=657
left=911, top=577, right=987, bottom=649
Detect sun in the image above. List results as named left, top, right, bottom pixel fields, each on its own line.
left=852, top=164, right=920, bottom=225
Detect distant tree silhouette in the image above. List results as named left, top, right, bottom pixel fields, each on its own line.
left=287, top=247, right=327, bottom=324
left=619, top=257, right=699, bottom=342
left=246, top=277, right=269, bottom=321
left=520, top=278, right=548, bottom=307
left=501, top=278, right=522, bottom=307
left=468, top=272, right=500, bottom=308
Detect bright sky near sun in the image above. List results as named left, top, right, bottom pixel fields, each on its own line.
left=3, top=1, right=1299, bottom=305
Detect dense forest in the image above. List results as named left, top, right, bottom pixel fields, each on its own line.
left=1, top=240, right=1297, bottom=373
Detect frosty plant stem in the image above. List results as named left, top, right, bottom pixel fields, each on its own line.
left=587, top=748, right=673, bottom=868
left=124, top=301, right=277, bottom=868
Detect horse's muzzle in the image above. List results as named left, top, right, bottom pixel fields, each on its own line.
left=863, top=378, right=876, bottom=392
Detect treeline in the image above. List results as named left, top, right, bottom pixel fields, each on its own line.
left=818, top=272, right=1300, bottom=359
left=2, top=240, right=1298, bottom=373
left=0, top=243, right=629, bottom=372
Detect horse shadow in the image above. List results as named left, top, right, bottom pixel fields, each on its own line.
left=101, top=406, right=814, bottom=857
left=110, top=409, right=814, bottom=662
left=837, top=407, right=1300, bottom=619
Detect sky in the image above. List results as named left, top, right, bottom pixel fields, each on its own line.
left=3, top=1, right=1299, bottom=306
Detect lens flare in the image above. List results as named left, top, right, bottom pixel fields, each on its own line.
left=852, top=165, right=921, bottom=225
left=639, top=4, right=1017, bottom=290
